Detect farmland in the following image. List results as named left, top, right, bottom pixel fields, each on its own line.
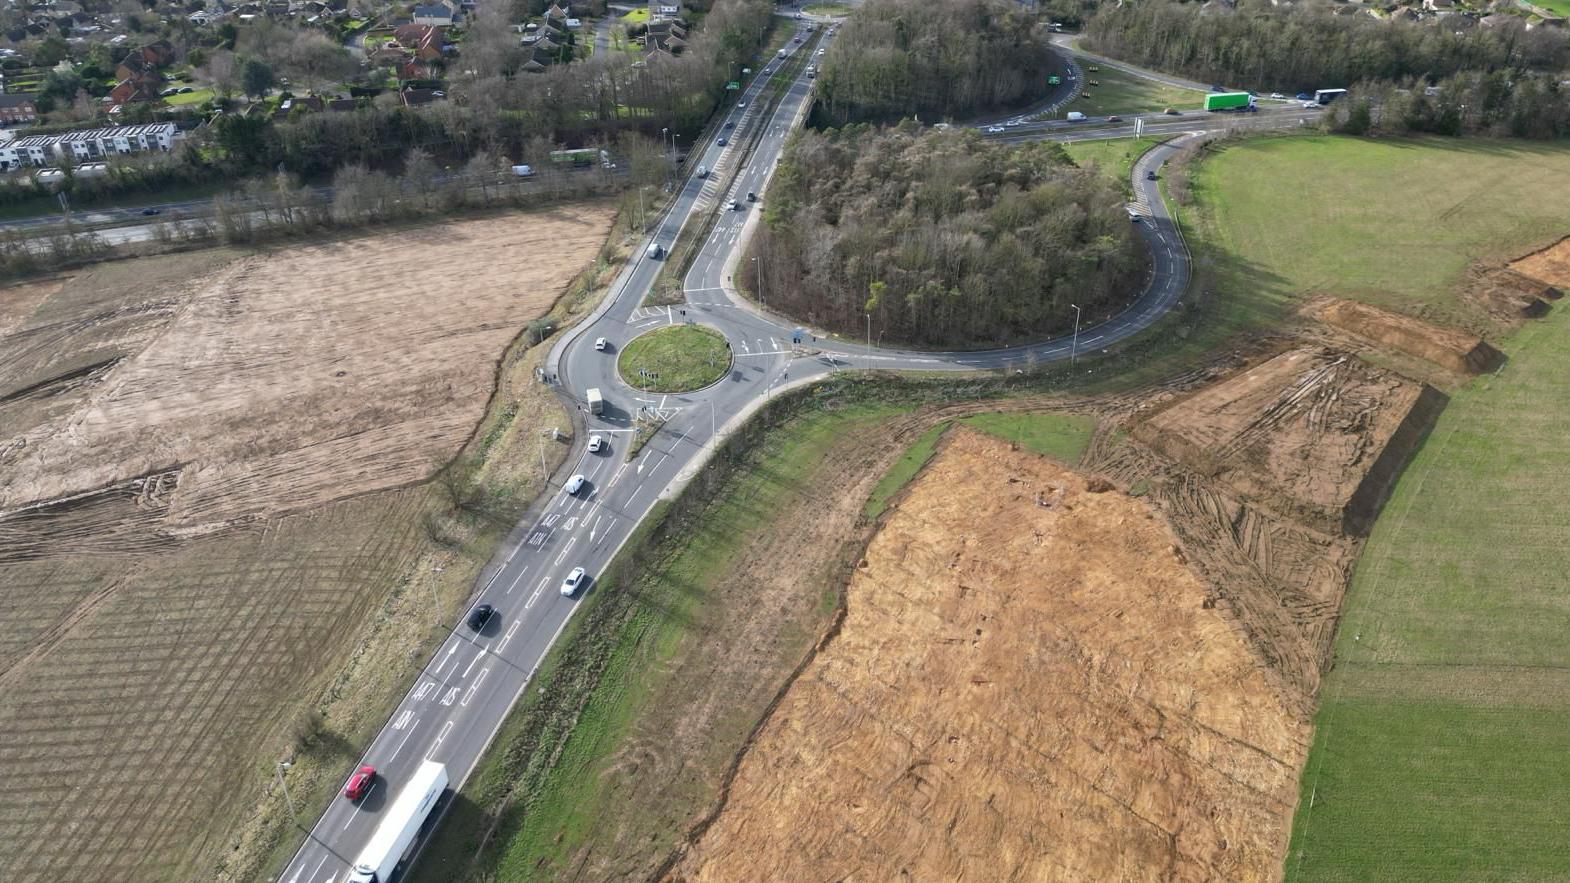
left=0, top=206, right=615, bottom=882
left=1285, top=262, right=1570, bottom=883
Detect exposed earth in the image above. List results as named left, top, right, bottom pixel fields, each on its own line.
left=0, top=206, right=614, bottom=883
left=667, top=427, right=1312, bottom=882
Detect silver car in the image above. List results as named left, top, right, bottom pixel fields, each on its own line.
left=560, top=567, right=586, bottom=597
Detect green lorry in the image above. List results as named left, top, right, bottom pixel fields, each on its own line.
left=1204, top=91, right=1254, bottom=112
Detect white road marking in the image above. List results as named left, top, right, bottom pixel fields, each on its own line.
left=461, top=645, right=484, bottom=678
left=564, top=516, right=578, bottom=531
left=554, top=536, right=578, bottom=566
left=432, top=643, right=459, bottom=676
left=427, top=720, right=454, bottom=758
left=387, top=716, right=420, bottom=762
left=462, top=668, right=489, bottom=706
left=393, top=710, right=414, bottom=730
left=413, top=679, right=436, bottom=702
left=439, top=686, right=459, bottom=706
left=498, top=618, right=522, bottom=652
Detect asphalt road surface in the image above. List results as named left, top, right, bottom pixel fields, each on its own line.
left=279, top=20, right=1309, bottom=883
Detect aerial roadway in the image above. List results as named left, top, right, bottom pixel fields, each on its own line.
left=279, top=19, right=1309, bottom=883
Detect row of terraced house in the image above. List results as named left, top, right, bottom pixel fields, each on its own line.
left=0, top=123, right=181, bottom=171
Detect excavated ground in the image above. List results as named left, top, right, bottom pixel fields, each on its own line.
left=1133, top=347, right=1442, bottom=538
left=1308, top=297, right=1504, bottom=376
left=668, top=428, right=1312, bottom=883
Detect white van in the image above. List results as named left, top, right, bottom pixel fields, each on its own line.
left=646, top=243, right=663, bottom=260
left=1066, top=111, right=1086, bottom=122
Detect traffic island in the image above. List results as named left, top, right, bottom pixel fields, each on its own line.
left=617, top=324, right=732, bottom=392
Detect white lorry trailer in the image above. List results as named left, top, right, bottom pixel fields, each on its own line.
left=587, top=388, right=604, bottom=416
left=345, top=761, right=448, bottom=883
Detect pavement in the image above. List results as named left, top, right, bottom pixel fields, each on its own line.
left=269, top=19, right=1304, bottom=883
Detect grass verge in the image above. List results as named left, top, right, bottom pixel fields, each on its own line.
left=1065, top=64, right=1206, bottom=118
left=1285, top=303, right=1570, bottom=883
left=617, top=323, right=731, bottom=391
left=863, top=420, right=949, bottom=520
left=1062, top=136, right=1167, bottom=185
left=958, top=411, right=1096, bottom=464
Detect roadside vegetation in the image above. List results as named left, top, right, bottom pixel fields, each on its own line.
left=1083, top=0, right=1570, bottom=95
left=1286, top=297, right=1570, bottom=883
left=813, top=0, right=1058, bottom=125
left=1062, top=135, right=1167, bottom=183
left=752, top=124, right=1143, bottom=348
left=1065, top=65, right=1205, bottom=118
left=958, top=411, right=1095, bottom=463
left=617, top=324, right=732, bottom=392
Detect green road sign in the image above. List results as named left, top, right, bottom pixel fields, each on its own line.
left=726, top=81, right=741, bottom=90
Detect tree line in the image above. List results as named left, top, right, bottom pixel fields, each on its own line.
left=813, top=0, right=1060, bottom=126
left=1330, top=71, right=1570, bottom=139
left=751, top=122, right=1144, bottom=349
left=1083, top=0, right=1570, bottom=94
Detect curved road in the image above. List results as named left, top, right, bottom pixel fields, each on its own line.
left=278, top=19, right=1307, bottom=883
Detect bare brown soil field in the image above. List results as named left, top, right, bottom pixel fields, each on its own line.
left=0, top=206, right=614, bottom=882
left=668, top=428, right=1312, bottom=883
left=1307, top=297, right=1504, bottom=376
left=1507, top=235, right=1570, bottom=289
left=1132, top=347, right=1443, bottom=537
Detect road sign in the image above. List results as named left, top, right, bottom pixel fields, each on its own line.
left=792, top=327, right=804, bottom=344
left=726, top=81, right=741, bottom=90
left=1135, top=118, right=1144, bottom=137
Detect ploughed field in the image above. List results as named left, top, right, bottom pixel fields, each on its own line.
left=0, top=206, right=613, bottom=882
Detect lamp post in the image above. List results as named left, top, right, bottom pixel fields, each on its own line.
left=752, top=256, right=764, bottom=308
left=1069, top=303, right=1082, bottom=367
left=276, top=761, right=298, bottom=825
left=662, top=127, right=669, bottom=156
left=865, top=312, right=872, bottom=360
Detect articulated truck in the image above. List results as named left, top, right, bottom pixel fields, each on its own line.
left=587, top=388, right=604, bottom=416
left=1204, top=91, right=1254, bottom=112
left=345, top=761, right=448, bottom=883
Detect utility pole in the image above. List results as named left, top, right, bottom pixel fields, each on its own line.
left=538, top=434, right=548, bottom=481
left=276, top=762, right=298, bottom=827
left=866, top=313, right=872, bottom=359
left=1070, top=303, right=1082, bottom=367
left=709, top=397, right=716, bottom=438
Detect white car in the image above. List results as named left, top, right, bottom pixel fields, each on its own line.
left=1270, top=92, right=1285, bottom=99
left=560, top=566, right=586, bottom=597
left=985, top=125, right=1005, bottom=133
left=1302, top=101, right=1318, bottom=109
left=1005, top=118, right=1022, bottom=127
left=564, top=473, right=587, bottom=495
left=594, top=337, right=608, bottom=351
left=587, top=434, right=605, bottom=453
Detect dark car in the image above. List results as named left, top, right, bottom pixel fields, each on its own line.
left=746, top=191, right=757, bottom=202
left=731, top=200, right=742, bottom=211
left=724, top=120, right=734, bottom=129
left=1146, top=170, right=1158, bottom=181
left=343, top=766, right=376, bottom=801
left=1296, top=92, right=1313, bottom=101
left=1106, top=115, right=1122, bottom=122
left=1209, top=84, right=1225, bottom=92
left=141, top=207, right=162, bottom=216
left=467, top=603, right=495, bottom=631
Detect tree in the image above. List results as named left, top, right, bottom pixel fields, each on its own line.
left=31, top=35, right=69, bottom=67
left=242, top=58, right=275, bottom=98
left=202, top=51, right=239, bottom=98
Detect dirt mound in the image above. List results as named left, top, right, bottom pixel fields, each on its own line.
left=1134, top=348, right=1441, bottom=536
left=1508, top=236, right=1570, bottom=292
left=1309, top=297, right=1503, bottom=375
left=0, top=206, right=613, bottom=548
left=667, top=428, right=1310, bottom=883
left=1463, top=262, right=1558, bottom=321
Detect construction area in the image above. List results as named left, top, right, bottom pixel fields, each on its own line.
left=662, top=290, right=1515, bottom=880
left=0, top=205, right=614, bottom=882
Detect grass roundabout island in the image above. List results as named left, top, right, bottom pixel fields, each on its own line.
left=617, top=324, right=732, bottom=392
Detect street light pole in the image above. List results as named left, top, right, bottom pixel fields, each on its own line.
left=866, top=312, right=871, bottom=359
left=1070, top=303, right=1082, bottom=367
left=276, top=762, right=298, bottom=826
left=709, top=397, right=716, bottom=438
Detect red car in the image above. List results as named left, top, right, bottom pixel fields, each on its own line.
left=343, top=765, right=376, bottom=801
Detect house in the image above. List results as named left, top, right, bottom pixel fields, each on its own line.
left=545, top=2, right=568, bottom=21
left=411, top=0, right=457, bottom=26
left=520, top=46, right=555, bottom=72
left=397, top=60, right=433, bottom=80
left=327, top=97, right=361, bottom=112
left=0, top=94, right=39, bottom=125
left=645, top=20, right=686, bottom=53
left=0, top=122, right=180, bottom=169
left=109, top=76, right=164, bottom=105
left=394, top=23, right=447, bottom=60
left=272, top=95, right=324, bottom=119
left=398, top=87, right=444, bottom=106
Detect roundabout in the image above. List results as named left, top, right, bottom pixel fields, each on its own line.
left=617, top=324, right=733, bottom=393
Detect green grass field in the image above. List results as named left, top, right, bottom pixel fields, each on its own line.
left=619, top=6, right=648, bottom=22
left=165, top=87, right=213, bottom=106
left=958, top=411, right=1096, bottom=463
left=1286, top=303, right=1570, bottom=882
left=617, top=324, right=731, bottom=392
left=1062, top=136, right=1165, bottom=183
left=1065, top=64, right=1206, bottom=118
left=803, top=1, right=853, bottom=14
left=1189, top=135, right=1570, bottom=335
